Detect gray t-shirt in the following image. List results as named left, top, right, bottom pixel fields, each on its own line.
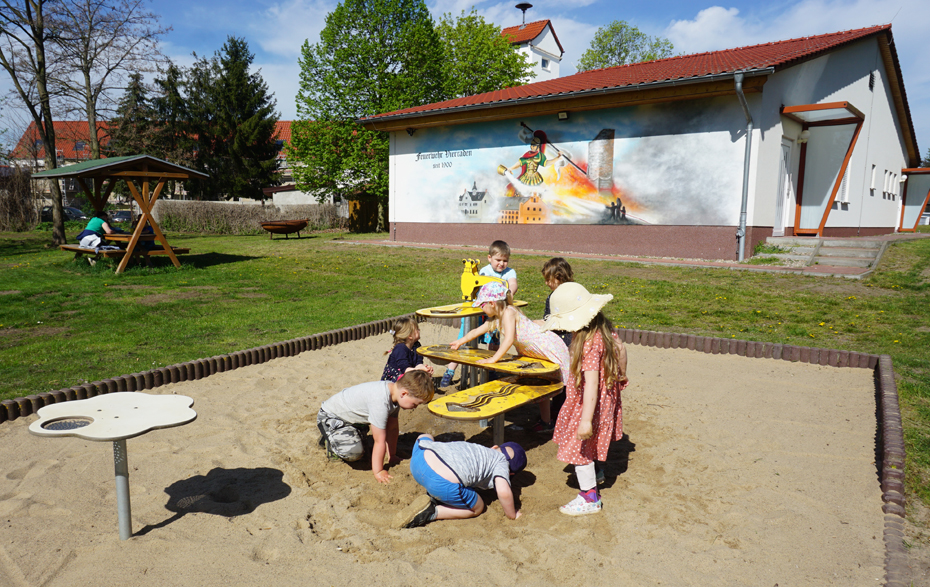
left=419, top=438, right=510, bottom=489
left=320, top=381, right=398, bottom=429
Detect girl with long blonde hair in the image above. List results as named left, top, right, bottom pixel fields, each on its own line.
left=543, top=283, right=628, bottom=516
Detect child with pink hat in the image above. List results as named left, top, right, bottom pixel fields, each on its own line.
left=449, top=280, right=570, bottom=430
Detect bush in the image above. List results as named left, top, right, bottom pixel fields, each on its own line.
left=155, top=200, right=347, bottom=235
left=0, top=167, right=38, bottom=231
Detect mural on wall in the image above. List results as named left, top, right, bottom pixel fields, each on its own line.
left=391, top=100, right=747, bottom=226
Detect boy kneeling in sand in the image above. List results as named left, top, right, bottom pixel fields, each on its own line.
left=317, top=370, right=434, bottom=484
left=395, top=434, right=526, bottom=528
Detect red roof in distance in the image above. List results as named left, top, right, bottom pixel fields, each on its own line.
left=11, top=120, right=110, bottom=161
left=365, top=24, right=892, bottom=122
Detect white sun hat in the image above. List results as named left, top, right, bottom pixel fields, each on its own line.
left=543, top=282, right=613, bottom=332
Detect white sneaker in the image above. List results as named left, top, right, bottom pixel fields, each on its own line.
left=559, top=494, right=602, bottom=516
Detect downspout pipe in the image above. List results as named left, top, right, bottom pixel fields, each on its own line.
left=734, top=72, right=753, bottom=262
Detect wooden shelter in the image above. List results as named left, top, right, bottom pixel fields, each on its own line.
left=32, top=155, right=208, bottom=274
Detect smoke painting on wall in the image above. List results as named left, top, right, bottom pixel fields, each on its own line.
left=391, top=98, right=747, bottom=226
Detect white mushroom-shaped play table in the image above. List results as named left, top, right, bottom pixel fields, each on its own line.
left=29, top=393, right=197, bottom=540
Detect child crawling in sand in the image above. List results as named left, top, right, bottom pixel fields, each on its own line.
left=317, top=370, right=434, bottom=484
left=394, top=434, right=526, bottom=528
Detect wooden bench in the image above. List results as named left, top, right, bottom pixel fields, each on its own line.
left=60, top=245, right=190, bottom=266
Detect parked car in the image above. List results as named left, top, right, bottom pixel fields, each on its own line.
left=109, top=210, right=132, bottom=224
left=40, top=206, right=87, bottom=222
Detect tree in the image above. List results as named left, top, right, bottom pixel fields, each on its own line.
left=289, top=0, right=445, bottom=216
left=576, top=21, right=674, bottom=72
left=51, top=0, right=169, bottom=159
left=437, top=9, right=534, bottom=98
left=0, top=0, right=68, bottom=244
left=150, top=62, right=192, bottom=167
left=106, top=72, right=154, bottom=156
left=922, top=147, right=930, bottom=168
left=186, top=36, right=280, bottom=201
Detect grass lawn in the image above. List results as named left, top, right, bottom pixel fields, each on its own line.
left=2, top=227, right=930, bottom=506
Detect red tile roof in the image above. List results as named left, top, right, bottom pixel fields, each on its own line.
left=501, top=19, right=564, bottom=55
left=364, top=24, right=892, bottom=123
left=273, top=120, right=291, bottom=143
left=11, top=121, right=110, bottom=161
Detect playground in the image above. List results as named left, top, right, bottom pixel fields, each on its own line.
left=0, top=321, right=886, bottom=586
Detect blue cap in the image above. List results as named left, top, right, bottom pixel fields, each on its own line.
left=500, top=442, right=527, bottom=473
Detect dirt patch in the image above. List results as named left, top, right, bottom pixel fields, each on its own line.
left=236, top=292, right=270, bottom=299
left=105, top=285, right=158, bottom=291
left=136, top=290, right=214, bottom=306
left=0, top=290, right=21, bottom=296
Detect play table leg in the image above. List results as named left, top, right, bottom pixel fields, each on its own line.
left=113, top=439, right=132, bottom=540
left=463, top=315, right=479, bottom=390
left=492, top=415, right=505, bottom=446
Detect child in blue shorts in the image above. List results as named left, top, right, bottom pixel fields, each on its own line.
left=394, top=433, right=526, bottom=528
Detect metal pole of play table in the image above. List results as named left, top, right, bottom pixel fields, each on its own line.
left=463, top=315, right=479, bottom=390
left=113, top=439, right=132, bottom=540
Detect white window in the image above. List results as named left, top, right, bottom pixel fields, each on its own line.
left=541, top=58, right=550, bottom=71
left=838, top=166, right=850, bottom=204
left=870, top=164, right=876, bottom=195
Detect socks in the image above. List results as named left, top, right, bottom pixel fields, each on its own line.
left=575, top=462, right=599, bottom=502
left=580, top=488, right=600, bottom=503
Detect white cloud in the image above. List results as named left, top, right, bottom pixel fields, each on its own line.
left=667, top=7, right=748, bottom=52
left=257, top=62, right=301, bottom=120
left=664, top=0, right=930, bottom=156
left=252, top=0, right=335, bottom=60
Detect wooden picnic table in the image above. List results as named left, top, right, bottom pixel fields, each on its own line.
left=31, top=155, right=208, bottom=274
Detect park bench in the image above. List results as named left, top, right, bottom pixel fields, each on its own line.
left=60, top=244, right=191, bottom=266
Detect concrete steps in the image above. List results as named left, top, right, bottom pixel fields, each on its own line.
left=812, top=240, right=884, bottom=268
left=759, top=236, right=886, bottom=270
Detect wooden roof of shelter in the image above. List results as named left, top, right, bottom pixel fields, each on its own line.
left=31, top=155, right=207, bottom=180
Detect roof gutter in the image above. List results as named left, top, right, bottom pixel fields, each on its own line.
left=734, top=71, right=754, bottom=262
left=358, top=68, right=774, bottom=128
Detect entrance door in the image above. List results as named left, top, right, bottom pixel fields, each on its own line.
left=774, top=139, right=792, bottom=236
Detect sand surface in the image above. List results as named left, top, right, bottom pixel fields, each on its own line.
left=0, top=323, right=884, bottom=586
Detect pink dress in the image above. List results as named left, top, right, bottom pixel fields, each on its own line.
left=503, top=310, right=571, bottom=386
left=553, top=331, right=624, bottom=465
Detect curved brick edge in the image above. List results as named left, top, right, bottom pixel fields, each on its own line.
left=878, top=355, right=908, bottom=587
left=0, top=313, right=418, bottom=426
left=616, top=327, right=907, bottom=586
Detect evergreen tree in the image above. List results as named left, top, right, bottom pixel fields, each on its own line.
left=577, top=21, right=674, bottom=72
left=107, top=72, right=155, bottom=157
left=151, top=62, right=194, bottom=168
left=288, top=0, right=444, bottom=211
left=186, top=37, right=280, bottom=201
left=439, top=10, right=534, bottom=98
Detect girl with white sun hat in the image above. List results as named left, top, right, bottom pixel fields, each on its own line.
left=543, top=282, right=629, bottom=516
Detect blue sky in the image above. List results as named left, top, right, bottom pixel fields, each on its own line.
left=2, top=0, right=928, bottom=157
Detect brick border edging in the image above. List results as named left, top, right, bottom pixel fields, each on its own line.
left=0, top=312, right=418, bottom=426
left=611, top=328, right=907, bottom=587
left=0, top=321, right=908, bottom=584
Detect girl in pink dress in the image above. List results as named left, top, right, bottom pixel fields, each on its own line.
left=450, top=281, right=570, bottom=427
left=543, top=282, right=628, bottom=516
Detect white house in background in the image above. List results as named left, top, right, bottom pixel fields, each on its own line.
left=362, top=24, right=929, bottom=261
left=501, top=19, right=564, bottom=82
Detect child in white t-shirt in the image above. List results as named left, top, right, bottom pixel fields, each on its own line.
left=317, top=370, right=434, bottom=484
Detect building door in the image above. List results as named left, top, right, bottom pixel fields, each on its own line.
left=774, top=139, right=793, bottom=236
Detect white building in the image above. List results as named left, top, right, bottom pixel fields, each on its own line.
left=363, top=24, right=929, bottom=261
left=501, top=20, right=564, bottom=82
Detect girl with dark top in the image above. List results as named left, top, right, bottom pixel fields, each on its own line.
left=381, top=317, right=433, bottom=382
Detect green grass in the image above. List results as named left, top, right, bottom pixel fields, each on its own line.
left=2, top=228, right=930, bottom=504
